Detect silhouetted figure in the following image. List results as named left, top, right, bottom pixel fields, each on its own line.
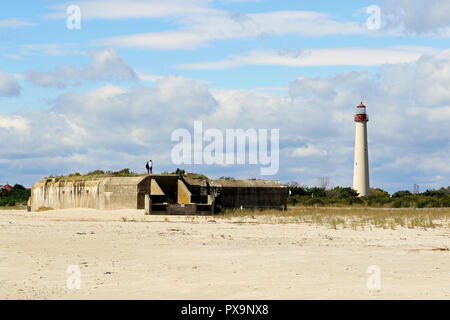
left=146, top=160, right=153, bottom=175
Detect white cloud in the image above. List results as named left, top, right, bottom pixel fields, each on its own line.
left=20, top=44, right=85, bottom=56
left=4, top=54, right=22, bottom=60
left=46, top=1, right=370, bottom=50
left=45, top=0, right=450, bottom=55
left=0, top=18, right=35, bottom=28
left=46, top=0, right=450, bottom=52
left=289, top=144, right=328, bottom=158
left=0, top=115, right=28, bottom=133
left=100, top=10, right=365, bottom=50
left=178, top=46, right=435, bottom=69
left=102, top=31, right=207, bottom=50
left=46, top=0, right=218, bottom=19
left=25, top=48, right=137, bottom=88
left=382, top=0, right=450, bottom=36
left=0, top=70, right=21, bottom=97
left=135, top=71, right=164, bottom=82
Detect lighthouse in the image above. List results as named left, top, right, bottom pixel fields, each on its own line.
left=353, top=101, right=370, bottom=196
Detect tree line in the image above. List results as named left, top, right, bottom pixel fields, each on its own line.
left=287, top=182, right=450, bottom=208
left=0, top=184, right=30, bottom=207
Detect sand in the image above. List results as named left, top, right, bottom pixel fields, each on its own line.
left=0, top=209, right=449, bottom=300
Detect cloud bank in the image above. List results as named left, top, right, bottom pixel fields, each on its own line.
left=382, top=0, right=450, bottom=36
left=177, top=46, right=435, bottom=69
left=25, top=48, right=137, bottom=88
left=1, top=50, right=449, bottom=191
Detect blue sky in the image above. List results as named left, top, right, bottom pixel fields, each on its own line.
left=0, top=0, right=449, bottom=193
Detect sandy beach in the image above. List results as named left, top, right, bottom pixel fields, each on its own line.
left=0, top=209, right=449, bottom=300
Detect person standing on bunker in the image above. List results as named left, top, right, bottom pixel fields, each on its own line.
left=146, top=160, right=153, bottom=175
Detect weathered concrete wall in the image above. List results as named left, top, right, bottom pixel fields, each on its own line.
left=102, top=177, right=148, bottom=210
left=137, top=177, right=151, bottom=209
left=167, top=203, right=197, bottom=215
left=150, top=179, right=165, bottom=196
left=30, top=176, right=150, bottom=211
left=183, top=177, right=288, bottom=210
left=177, top=179, right=192, bottom=204
left=30, top=178, right=101, bottom=211
left=217, top=187, right=287, bottom=209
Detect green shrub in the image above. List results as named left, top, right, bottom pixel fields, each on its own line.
left=326, top=187, right=359, bottom=199
left=86, top=169, right=106, bottom=175
left=309, top=187, right=326, bottom=198
left=69, top=172, right=81, bottom=177
left=392, top=190, right=412, bottom=198
left=345, top=197, right=363, bottom=205
left=0, top=184, right=30, bottom=207
left=287, top=196, right=298, bottom=206
left=440, top=197, right=450, bottom=207
left=304, top=198, right=324, bottom=206
left=423, top=188, right=448, bottom=198
left=286, top=183, right=450, bottom=208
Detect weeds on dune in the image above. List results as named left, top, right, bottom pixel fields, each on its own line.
left=216, top=207, right=450, bottom=230
left=407, top=215, right=435, bottom=230
left=37, top=206, right=53, bottom=212
left=0, top=204, right=28, bottom=210
left=121, top=217, right=137, bottom=222
left=330, top=218, right=338, bottom=230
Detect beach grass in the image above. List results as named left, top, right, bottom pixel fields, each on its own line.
left=217, top=207, right=450, bottom=230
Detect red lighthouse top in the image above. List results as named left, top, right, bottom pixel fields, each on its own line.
left=354, top=101, right=368, bottom=122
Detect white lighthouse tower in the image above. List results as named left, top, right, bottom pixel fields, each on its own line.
left=353, top=101, right=370, bottom=196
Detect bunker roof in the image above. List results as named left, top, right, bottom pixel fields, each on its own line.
left=183, top=176, right=285, bottom=188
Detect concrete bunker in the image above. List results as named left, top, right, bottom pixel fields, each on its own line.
left=30, top=174, right=287, bottom=214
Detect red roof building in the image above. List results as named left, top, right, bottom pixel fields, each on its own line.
left=2, top=184, right=13, bottom=191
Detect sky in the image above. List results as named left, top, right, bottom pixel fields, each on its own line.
left=0, top=0, right=449, bottom=193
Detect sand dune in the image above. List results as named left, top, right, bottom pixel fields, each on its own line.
left=0, top=209, right=449, bottom=299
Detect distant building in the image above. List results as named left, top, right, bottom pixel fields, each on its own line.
left=29, top=175, right=287, bottom=213
left=1, top=184, right=13, bottom=192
